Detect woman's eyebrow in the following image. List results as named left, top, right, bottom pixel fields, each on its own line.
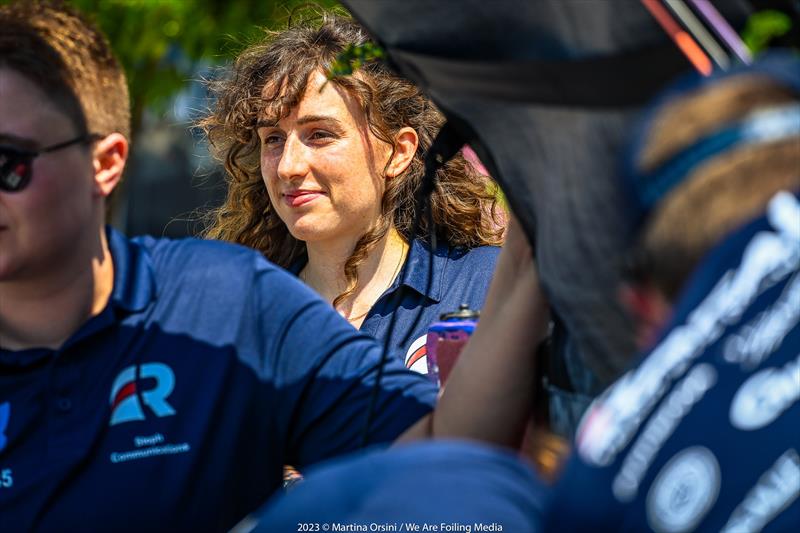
left=256, top=115, right=342, bottom=130
left=295, top=115, right=341, bottom=126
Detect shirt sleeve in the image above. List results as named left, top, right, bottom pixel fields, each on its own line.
left=249, top=258, right=437, bottom=468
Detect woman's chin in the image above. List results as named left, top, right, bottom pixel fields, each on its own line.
left=287, top=225, right=326, bottom=243
left=286, top=215, right=368, bottom=246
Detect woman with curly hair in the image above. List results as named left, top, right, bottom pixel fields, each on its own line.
left=201, top=13, right=504, bottom=373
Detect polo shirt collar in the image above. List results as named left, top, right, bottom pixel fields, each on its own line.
left=288, top=238, right=449, bottom=303
left=395, top=238, right=448, bottom=303
left=107, top=226, right=155, bottom=313
left=0, top=228, right=154, bottom=363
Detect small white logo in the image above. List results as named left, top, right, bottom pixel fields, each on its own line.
left=730, top=355, right=800, bottom=431
left=647, top=446, right=720, bottom=533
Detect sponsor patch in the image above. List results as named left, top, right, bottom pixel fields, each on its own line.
left=110, top=432, right=191, bottom=464
left=647, top=447, right=720, bottom=533
left=723, top=274, right=800, bottom=370
left=109, top=362, right=177, bottom=426
left=613, top=364, right=716, bottom=502
left=721, top=449, right=800, bottom=532
left=404, top=334, right=429, bottom=375
left=730, top=355, right=800, bottom=431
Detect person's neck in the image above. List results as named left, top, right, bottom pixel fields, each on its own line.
left=302, top=227, right=408, bottom=328
left=0, top=226, right=115, bottom=351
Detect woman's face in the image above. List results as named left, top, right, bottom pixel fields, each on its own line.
left=258, top=70, right=392, bottom=245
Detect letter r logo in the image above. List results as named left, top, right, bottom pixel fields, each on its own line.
left=109, top=363, right=177, bottom=426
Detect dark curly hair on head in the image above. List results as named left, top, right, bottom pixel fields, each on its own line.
left=200, top=10, right=504, bottom=308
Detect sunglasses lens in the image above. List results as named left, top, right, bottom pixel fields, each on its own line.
left=0, top=150, right=32, bottom=192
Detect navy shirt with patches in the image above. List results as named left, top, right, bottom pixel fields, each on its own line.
left=0, top=229, right=436, bottom=532
left=548, top=190, right=800, bottom=532
left=291, top=240, right=500, bottom=374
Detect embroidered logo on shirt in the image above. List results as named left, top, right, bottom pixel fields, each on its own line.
left=0, top=402, right=9, bottom=453
left=109, top=363, right=177, bottom=426
left=721, top=449, right=800, bottom=532
left=646, top=446, right=720, bottom=533
left=110, top=432, right=191, bottom=464
left=405, top=334, right=429, bottom=374
left=729, top=355, right=800, bottom=431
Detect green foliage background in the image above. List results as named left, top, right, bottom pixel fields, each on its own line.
left=3, top=1, right=794, bottom=138
left=51, top=0, right=339, bottom=135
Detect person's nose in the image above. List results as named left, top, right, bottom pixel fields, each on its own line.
left=276, top=134, right=309, bottom=182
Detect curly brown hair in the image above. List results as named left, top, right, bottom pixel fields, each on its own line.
left=201, top=11, right=504, bottom=308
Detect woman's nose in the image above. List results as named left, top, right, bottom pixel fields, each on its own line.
left=276, top=135, right=309, bottom=181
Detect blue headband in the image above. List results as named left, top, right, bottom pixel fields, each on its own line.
left=623, top=51, right=800, bottom=222
left=638, top=104, right=800, bottom=211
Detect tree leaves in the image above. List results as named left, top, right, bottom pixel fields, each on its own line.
left=328, top=42, right=386, bottom=78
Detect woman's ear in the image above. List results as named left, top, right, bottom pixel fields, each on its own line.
left=386, top=127, right=418, bottom=178
left=92, top=132, right=128, bottom=197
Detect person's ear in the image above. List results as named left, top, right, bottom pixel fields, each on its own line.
left=619, top=282, right=672, bottom=351
left=92, top=133, right=128, bottom=197
left=385, top=127, right=418, bottom=178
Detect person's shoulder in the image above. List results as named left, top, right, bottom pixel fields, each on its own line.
left=134, top=235, right=265, bottom=264
left=446, top=244, right=501, bottom=269
left=131, top=235, right=279, bottom=282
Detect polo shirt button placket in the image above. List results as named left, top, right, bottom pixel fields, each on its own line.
left=51, top=350, right=76, bottom=417
left=56, top=397, right=73, bottom=413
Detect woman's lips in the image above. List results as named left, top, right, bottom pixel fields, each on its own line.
left=283, top=191, right=323, bottom=207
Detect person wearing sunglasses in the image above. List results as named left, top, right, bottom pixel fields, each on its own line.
left=0, top=2, right=551, bottom=531
left=0, top=135, right=99, bottom=192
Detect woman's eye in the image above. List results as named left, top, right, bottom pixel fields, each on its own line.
left=309, top=130, right=334, bottom=141
left=262, top=134, right=284, bottom=146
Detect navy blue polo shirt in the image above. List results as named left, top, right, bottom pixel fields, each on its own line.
left=255, top=440, right=549, bottom=532
left=0, top=228, right=436, bottom=532
left=549, top=190, right=800, bottom=532
left=291, top=240, right=500, bottom=375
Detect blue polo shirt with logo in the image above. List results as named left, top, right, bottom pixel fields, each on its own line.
left=291, top=240, right=500, bottom=375
left=0, top=228, right=437, bottom=532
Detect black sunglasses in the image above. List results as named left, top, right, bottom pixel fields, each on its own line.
left=0, top=134, right=101, bottom=193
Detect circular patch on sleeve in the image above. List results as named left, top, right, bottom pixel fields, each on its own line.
left=646, top=446, right=720, bottom=533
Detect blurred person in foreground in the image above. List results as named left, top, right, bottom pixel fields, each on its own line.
left=201, top=13, right=503, bottom=374
left=0, top=2, right=549, bottom=530
left=255, top=54, right=800, bottom=532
